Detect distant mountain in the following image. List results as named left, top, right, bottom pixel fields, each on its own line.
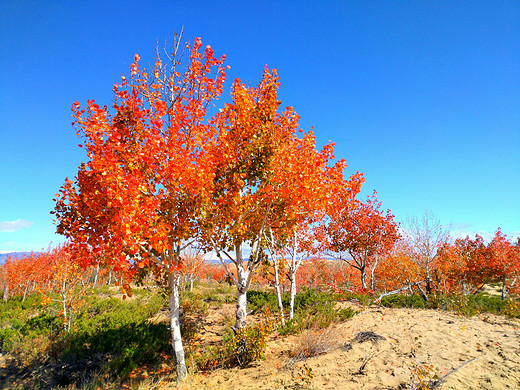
left=0, top=252, right=38, bottom=264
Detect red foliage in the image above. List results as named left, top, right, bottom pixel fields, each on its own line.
left=325, top=191, right=399, bottom=289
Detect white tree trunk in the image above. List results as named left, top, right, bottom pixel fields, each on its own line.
left=360, top=266, right=368, bottom=289
left=368, top=256, right=379, bottom=291
left=288, top=229, right=303, bottom=320
left=501, top=275, right=508, bottom=300
left=92, top=265, right=100, bottom=288
left=168, top=272, right=188, bottom=382
left=22, top=283, right=29, bottom=302
left=273, top=257, right=285, bottom=324
left=235, top=257, right=249, bottom=330
left=369, top=267, right=375, bottom=291
left=289, top=271, right=296, bottom=320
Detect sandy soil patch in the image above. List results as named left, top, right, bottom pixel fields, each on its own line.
left=174, top=306, right=520, bottom=390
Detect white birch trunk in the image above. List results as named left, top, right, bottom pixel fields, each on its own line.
left=501, top=275, right=508, bottom=300
left=273, top=256, right=285, bottom=324
left=289, top=229, right=299, bottom=320
left=368, top=256, right=379, bottom=291
left=289, top=271, right=296, bottom=320
left=168, top=271, right=188, bottom=382
left=22, top=283, right=29, bottom=302
left=92, top=265, right=100, bottom=288
left=360, top=267, right=368, bottom=289
left=235, top=246, right=249, bottom=329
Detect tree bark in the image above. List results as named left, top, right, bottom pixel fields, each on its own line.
left=2, top=284, right=7, bottom=302
left=92, top=265, right=100, bottom=288
left=22, top=282, right=30, bottom=302
left=289, top=272, right=296, bottom=320
left=501, top=275, right=507, bottom=300
left=360, top=266, right=368, bottom=289
left=235, top=287, right=248, bottom=330
left=168, top=272, right=188, bottom=382
left=369, top=267, right=376, bottom=291
left=288, top=229, right=300, bottom=320
left=234, top=242, right=251, bottom=330
left=272, top=256, right=285, bottom=324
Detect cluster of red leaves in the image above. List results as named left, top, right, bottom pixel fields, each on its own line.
left=435, top=229, right=520, bottom=294
left=324, top=191, right=400, bottom=289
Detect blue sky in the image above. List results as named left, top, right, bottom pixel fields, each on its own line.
left=1, top=1, right=518, bottom=252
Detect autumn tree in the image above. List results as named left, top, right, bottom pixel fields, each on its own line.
left=404, top=210, right=450, bottom=293
left=200, top=68, right=361, bottom=330
left=436, top=235, right=489, bottom=294
left=326, top=191, right=399, bottom=290
left=266, top=225, right=319, bottom=321
left=376, top=240, right=422, bottom=292
left=487, top=229, right=518, bottom=299
left=263, top=154, right=362, bottom=322
left=53, top=36, right=226, bottom=382
left=1, top=257, right=11, bottom=302
left=39, top=245, right=91, bottom=331
left=179, top=247, right=205, bottom=291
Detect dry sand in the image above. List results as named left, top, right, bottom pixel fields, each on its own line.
left=175, top=304, right=520, bottom=390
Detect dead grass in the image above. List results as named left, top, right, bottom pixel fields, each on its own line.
left=287, top=325, right=343, bottom=365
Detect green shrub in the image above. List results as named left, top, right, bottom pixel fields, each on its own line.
left=219, top=314, right=275, bottom=367
left=339, top=291, right=374, bottom=306
left=22, top=312, right=61, bottom=336
left=62, top=321, right=171, bottom=379
left=0, top=327, right=17, bottom=352
left=379, top=292, right=520, bottom=318
left=381, top=294, right=429, bottom=309
left=277, top=289, right=359, bottom=335
left=278, top=318, right=300, bottom=336
left=247, top=290, right=279, bottom=312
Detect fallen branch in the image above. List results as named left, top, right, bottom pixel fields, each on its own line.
left=415, top=283, right=429, bottom=302
left=429, top=357, right=477, bottom=389
left=375, top=281, right=423, bottom=303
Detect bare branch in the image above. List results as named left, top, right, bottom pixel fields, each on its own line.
left=375, top=281, right=423, bottom=302
left=429, top=357, right=477, bottom=389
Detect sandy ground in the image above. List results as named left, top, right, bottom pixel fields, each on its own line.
left=174, top=304, right=520, bottom=390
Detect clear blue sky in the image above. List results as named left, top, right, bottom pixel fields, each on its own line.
left=1, top=1, right=518, bottom=252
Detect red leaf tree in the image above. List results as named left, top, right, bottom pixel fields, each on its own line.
left=487, top=229, right=519, bottom=299
left=325, top=190, right=399, bottom=290
left=53, top=36, right=226, bottom=381
left=200, top=68, right=360, bottom=329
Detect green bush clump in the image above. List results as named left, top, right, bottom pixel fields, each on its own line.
left=381, top=294, right=429, bottom=309
left=22, top=312, right=61, bottom=335
left=340, top=291, right=374, bottom=306
left=0, top=327, right=17, bottom=352
left=247, top=290, right=279, bottom=312
left=277, top=288, right=359, bottom=335
left=61, top=320, right=171, bottom=379
left=379, top=292, right=520, bottom=318
left=200, top=313, right=275, bottom=369
left=74, top=291, right=166, bottom=334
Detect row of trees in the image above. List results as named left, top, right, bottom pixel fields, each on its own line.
left=2, top=225, right=518, bottom=314
left=4, top=35, right=514, bottom=382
